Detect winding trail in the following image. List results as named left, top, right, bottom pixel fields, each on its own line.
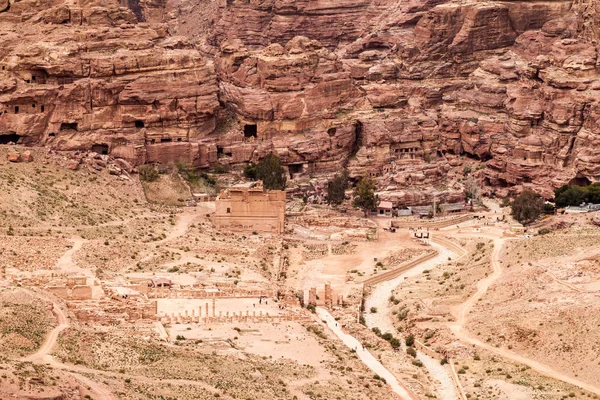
left=19, top=290, right=116, bottom=399
left=448, top=236, right=600, bottom=396
left=364, top=240, right=461, bottom=400
left=316, top=307, right=418, bottom=400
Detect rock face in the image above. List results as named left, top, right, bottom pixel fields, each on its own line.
left=2, top=0, right=600, bottom=199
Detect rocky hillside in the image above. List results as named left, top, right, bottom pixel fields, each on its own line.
left=1, top=0, right=600, bottom=199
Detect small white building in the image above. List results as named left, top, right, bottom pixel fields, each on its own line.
left=377, top=201, right=393, bottom=217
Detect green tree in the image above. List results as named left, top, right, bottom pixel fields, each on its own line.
left=353, top=177, right=377, bottom=217
left=511, top=189, right=544, bottom=224
left=554, top=185, right=587, bottom=207
left=255, top=153, right=287, bottom=190
left=243, top=163, right=257, bottom=180
left=327, top=170, right=349, bottom=205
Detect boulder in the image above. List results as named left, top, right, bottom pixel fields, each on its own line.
left=7, top=151, right=20, bottom=163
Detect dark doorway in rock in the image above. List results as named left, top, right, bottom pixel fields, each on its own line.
left=328, top=127, right=337, bottom=136
left=217, top=146, right=224, bottom=156
left=350, top=121, right=363, bottom=156
left=60, top=123, right=78, bottom=131
left=14, top=106, right=19, bottom=114
left=48, top=133, right=56, bottom=137
left=91, top=144, right=109, bottom=155
left=160, top=138, right=173, bottom=143
left=0, top=133, right=21, bottom=144
left=244, top=124, right=257, bottom=139
left=569, top=176, right=591, bottom=187
left=135, top=120, right=145, bottom=129
left=289, top=164, right=303, bottom=178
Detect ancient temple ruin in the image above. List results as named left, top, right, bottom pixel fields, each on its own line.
left=214, top=181, right=286, bottom=234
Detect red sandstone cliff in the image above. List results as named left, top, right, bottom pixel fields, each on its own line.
left=1, top=0, right=600, bottom=199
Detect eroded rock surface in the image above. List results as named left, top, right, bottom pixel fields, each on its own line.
left=2, top=0, right=600, bottom=199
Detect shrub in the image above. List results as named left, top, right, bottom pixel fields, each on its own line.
left=139, top=164, right=159, bottom=182
left=370, top=307, right=378, bottom=314
left=407, top=347, right=417, bottom=357
left=405, top=334, right=415, bottom=347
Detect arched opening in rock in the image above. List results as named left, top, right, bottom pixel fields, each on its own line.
left=60, top=123, right=78, bottom=131
left=135, top=120, right=145, bottom=129
left=0, top=133, right=21, bottom=144
left=160, top=138, right=173, bottom=143
left=569, top=176, right=591, bottom=187
left=41, top=105, right=45, bottom=112
left=244, top=124, right=257, bottom=138
left=48, top=133, right=56, bottom=137
left=14, top=106, right=19, bottom=114
left=328, top=127, right=337, bottom=136
left=91, top=144, right=109, bottom=155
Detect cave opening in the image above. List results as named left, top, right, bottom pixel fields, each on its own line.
left=91, top=144, right=109, bottom=155
left=289, top=164, right=304, bottom=178
left=0, top=133, right=21, bottom=144
left=135, top=120, right=145, bottom=129
left=350, top=121, right=363, bottom=157
left=244, top=124, right=257, bottom=139
left=14, top=106, right=19, bottom=114
left=160, top=138, right=173, bottom=143
left=328, top=127, right=337, bottom=136
left=60, top=122, right=78, bottom=131
left=569, top=176, right=591, bottom=187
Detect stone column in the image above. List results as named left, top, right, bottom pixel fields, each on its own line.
left=324, top=283, right=332, bottom=309
left=308, top=287, right=317, bottom=306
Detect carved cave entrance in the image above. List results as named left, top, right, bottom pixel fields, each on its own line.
left=289, top=164, right=304, bottom=178
left=244, top=124, right=257, bottom=139
left=0, top=133, right=21, bottom=144
left=60, top=123, right=78, bottom=131
left=135, top=120, right=145, bottom=129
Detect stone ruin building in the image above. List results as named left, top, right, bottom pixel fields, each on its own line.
left=214, top=181, right=286, bottom=234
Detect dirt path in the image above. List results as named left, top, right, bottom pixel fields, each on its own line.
left=316, top=307, right=418, bottom=400
left=22, top=298, right=69, bottom=363
left=447, top=236, right=600, bottom=396
left=55, top=236, right=88, bottom=275
left=364, top=240, right=460, bottom=400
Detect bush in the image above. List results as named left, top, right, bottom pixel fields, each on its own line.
left=370, top=307, right=378, bottom=313
left=538, top=228, right=552, bottom=235
left=389, top=338, right=401, bottom=349
left=407, top=347, right=417, bottom=357
left=511, top=190, right=544, bottom=224
left=139, top=164, right=159, bottom=182
left=405, top=334, right=415, bottom=347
